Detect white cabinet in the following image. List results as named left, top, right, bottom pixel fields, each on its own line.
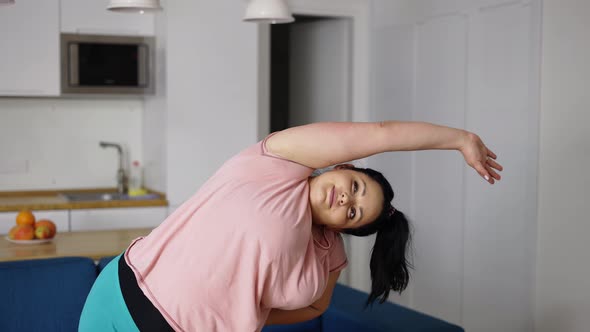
left=60, top=0, right=155, bottom=36
left=70, top=207, right=167, bottom=231
left=0, top=0, right=155, bottom=97
left=0, top=210, right=69, bottom=235
left=0, top=0, right=60, bottom=96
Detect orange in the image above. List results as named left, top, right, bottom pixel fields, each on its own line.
left=35, top=219, right=57, bottom=237
left=15, top=210, right=35, bottom=227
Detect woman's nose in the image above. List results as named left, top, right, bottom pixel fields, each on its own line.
left=339, top=193, right=350, bottom=205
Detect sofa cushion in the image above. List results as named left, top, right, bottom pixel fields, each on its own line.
left=262, top=318, right=322, bottom=332
left=97, top=255, right=116, bottom=272
left=322, top=307, right=383, bottom=332
left=327, top=284, right=464, bottom=332
left=0, top=257, right=97, bottom=332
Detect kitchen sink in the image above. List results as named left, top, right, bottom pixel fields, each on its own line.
left=60, top=192, right=161, bottom=202
left=61, top=192, right=127, bottom=202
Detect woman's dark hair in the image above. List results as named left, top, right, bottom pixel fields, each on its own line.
left=341, top=167, right=412, bottom=307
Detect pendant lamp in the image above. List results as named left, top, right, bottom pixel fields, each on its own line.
left=243, top=0, right=294, bottom=24
left=107, top=0, right=162, bottom=13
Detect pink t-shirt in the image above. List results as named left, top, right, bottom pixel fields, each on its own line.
left=124, top=135, right=348, bottom=332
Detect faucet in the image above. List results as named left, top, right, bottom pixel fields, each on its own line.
left=99, top=141, right=128, bottom=195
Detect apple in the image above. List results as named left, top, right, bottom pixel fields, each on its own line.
left=34, top=220, right=57, bottom=237
left=34, top=226, right=52, bottom=239
left=8, top=225, right=35, bottom=240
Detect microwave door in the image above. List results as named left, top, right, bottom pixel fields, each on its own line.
left=78, top=43, right=139, bottom=86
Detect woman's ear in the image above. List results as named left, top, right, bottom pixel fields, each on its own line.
left=334, top=163, right=354, bottom=170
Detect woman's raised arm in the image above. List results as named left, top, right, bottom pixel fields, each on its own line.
left=265, top=121, right=503, bottom=184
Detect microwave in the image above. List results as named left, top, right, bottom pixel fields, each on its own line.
left=60, top=33, right=155, bottom=95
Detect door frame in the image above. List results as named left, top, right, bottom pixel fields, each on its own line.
left=256, top=0, right=370, bottom=288
left=256, top=0, right=371, bottom=140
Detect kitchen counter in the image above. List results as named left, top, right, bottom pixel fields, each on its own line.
left=0, top=188, right=168, bottom=212
left=0, top=227, right=151, bottom=262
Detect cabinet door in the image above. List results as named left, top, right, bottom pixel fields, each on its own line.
left=61, top=0, right=155, bottom=36
left=70, top=207, right=167, bottom=231
left=0, top=0, right=60, bottom=96
left=0, top=210, right=69, bottom=235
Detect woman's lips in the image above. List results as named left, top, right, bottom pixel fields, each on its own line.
left=329, top=186, right=335, bottom=208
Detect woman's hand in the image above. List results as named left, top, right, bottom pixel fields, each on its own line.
left=459, top=132, right=503, bottom=184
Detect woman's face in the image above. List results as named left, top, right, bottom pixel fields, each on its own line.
left=308, top=168, right=384, bottom=230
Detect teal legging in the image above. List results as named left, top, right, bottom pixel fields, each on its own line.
left=78, top=254, right=139, bottom=332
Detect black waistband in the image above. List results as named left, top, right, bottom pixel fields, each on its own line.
left=118, top=254, right=174, bottom=332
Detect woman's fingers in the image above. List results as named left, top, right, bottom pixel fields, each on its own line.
left=474, top=160, right=503, bottom=184
left=474, top=162, right=493, bottom=184
left=487, top=149, right=497, bottom=160
left=487, top=158, right=503, bottom=172
left=485, top=164, right=501, bottom=181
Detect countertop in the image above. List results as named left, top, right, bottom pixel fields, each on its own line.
left=0, top=227, right=151, bottom=262
left=0, top=188, right=168, bottom=212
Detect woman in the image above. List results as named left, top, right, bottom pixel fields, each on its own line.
left=79, top=121, right=502, bottom=332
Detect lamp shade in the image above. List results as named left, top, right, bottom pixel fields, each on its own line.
left=107, top=0, right=162, bottom=13
left=243, top=0, right=294, bottom=24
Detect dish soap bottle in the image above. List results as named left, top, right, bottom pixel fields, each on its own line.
left=128, top=160, right=146, bottom=196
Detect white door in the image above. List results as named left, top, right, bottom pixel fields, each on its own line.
left=369, top=1, right=541, bottom=330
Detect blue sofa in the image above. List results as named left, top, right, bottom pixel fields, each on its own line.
left=0, top=257, right=463, bottom=332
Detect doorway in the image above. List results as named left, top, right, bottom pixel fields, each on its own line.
left=256, top=1, right=371, bottom=290
left=269, top=15, right=352, bottom=132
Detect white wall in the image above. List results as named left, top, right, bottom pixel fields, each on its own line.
left=0, top=99, right=143, bottom=191
left=143, top=3, right=168, bottom=194
left=369, top=0, right=415, bottom=307
left=163, top=0, right=259, bottom=208
left=371, top=0, right=541, bottom=330
left=535, top=1, right=590, bottom=331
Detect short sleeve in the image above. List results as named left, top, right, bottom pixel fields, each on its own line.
left=261, top=132, right=282, bottom=158
left=328, top=233, right=348, bottom=273
left=260, top=132, right=316, bottom=171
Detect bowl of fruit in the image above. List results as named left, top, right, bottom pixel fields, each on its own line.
left=5, top=210, right=57, bottom=245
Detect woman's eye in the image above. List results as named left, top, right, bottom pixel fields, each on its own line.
left=349, top=207, right=356, bottom=219
left=353, top=181, right=358, bottom=193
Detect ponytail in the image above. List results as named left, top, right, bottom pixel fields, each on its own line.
left=367, top=209, right=411, bottom=305
left=342, top=167, right=413, bottom=307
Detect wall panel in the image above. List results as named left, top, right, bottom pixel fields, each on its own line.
left=463, top=2, right=537, bottom=331
left=412, top=14, right=468, bottom=324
